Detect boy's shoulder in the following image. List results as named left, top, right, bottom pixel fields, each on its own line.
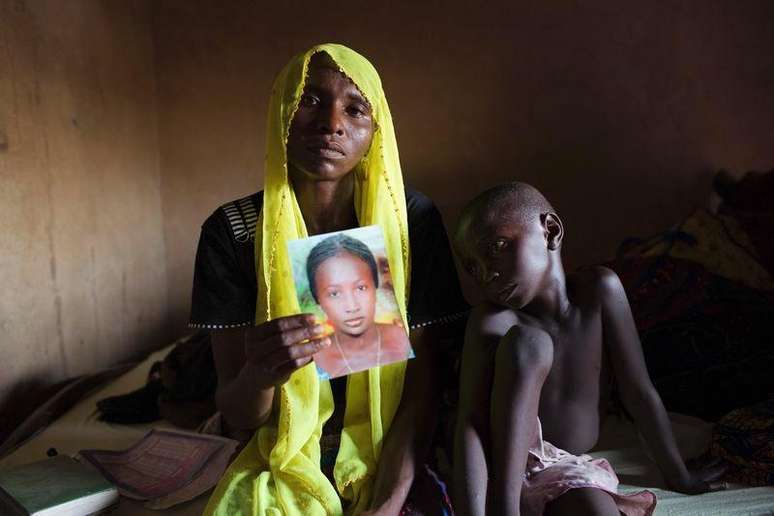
left=466, top=302, right=549, bottom=344
left=465, top=302, right=553, bottom=353
left=468, top=301, right=520, bottom=335
left=568, top=265, right=627, bottom=308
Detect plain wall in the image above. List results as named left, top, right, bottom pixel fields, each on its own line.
left=2, top=0, right=774, bottom=434
left=153, top=0, right=774, bottom=332
left=0, top=0, right=168, bottom=427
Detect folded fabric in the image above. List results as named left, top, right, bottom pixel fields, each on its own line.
left=522, top=419, right=656, bottom=516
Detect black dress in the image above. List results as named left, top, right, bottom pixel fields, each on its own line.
left=189, top=187, right=469, bottom=486
left=190, top=187, right=468, bottom=332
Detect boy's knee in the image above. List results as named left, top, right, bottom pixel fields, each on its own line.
left=546, top=487, right=620, bottom=516
left=498, top=325, right=553, bottom=374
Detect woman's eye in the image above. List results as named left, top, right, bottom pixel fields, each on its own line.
left=300, top=94, right=319, bottom=107
left=346, top=105, right=367, bottom=118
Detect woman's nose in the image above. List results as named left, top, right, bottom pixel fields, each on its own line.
left=343, top=292, right=360, bottom=313
left=316, top=104, right=344, bottom=136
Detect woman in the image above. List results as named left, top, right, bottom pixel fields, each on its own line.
left=190, top=44, right=468, bottom=515
left=306, top=233, right=411, bottom=379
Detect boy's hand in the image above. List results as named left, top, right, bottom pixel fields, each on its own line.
left=669, top=457, right=728, bottom=494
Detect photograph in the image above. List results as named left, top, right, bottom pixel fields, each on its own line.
left=287, top=225, right=414, bottom=379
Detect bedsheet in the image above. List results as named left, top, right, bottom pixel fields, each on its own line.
left=1, top=345, right=773, bottom=515
left=0, top=345, right=206, bottom=515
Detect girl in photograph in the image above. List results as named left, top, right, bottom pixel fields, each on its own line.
left=306, top=233, right=411, bottom=379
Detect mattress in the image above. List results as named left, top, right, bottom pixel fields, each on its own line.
left=1, top=345, right=773, bottom=515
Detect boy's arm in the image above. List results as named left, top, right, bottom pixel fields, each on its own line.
left=598, top=267, right=726, bottom=494
left=453, top=308, right=499, bottom=516
left=489, top=324, right=552, bottom=516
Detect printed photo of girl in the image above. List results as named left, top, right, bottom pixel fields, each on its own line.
left=288, top=226, right=413, bottom=379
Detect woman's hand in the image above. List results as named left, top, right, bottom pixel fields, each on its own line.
left=360, top=501, right=402, bottom=516
left=244, top=314, right=332, bottom=388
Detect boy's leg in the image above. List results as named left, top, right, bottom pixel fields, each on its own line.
left=490, top=326, right=553, bottom=515
left=545, top=488, right=621, bottom=516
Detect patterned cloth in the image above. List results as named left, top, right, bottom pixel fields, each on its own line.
left=191, top=189, right=468, bottom=332
left=607, top=208, right=774, bottom=421
left=522, top=420, right=656, bottom=516
left=716, top=168, right=774, bottom=279
left=710, top=400, right=774, bottom=486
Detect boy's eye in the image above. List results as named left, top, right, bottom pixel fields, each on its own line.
left=327, top=290, right=340, bottom=298
left=356, top=284, right=368, bottom=291
left=488, top=239, right=508, bottom=255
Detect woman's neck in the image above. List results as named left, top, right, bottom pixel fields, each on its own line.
left=290, top=170, right=358, bottom=235
left=336, top=324, right=379, bottom=351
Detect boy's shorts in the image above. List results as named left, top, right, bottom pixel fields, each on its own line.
left=522, top=419, right=657, bottom=516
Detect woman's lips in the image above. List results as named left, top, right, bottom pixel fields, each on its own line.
left=306, top=143, right=345, bottom=159
left=343, top=317, right=365, bottom=328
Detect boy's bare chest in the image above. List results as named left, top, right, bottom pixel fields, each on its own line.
left=536, top=313, right=608, bottom=452
left=545, top=318, right=604, bottom=391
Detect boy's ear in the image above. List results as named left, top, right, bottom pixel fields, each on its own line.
left=541, top=213, right=564, bottom=251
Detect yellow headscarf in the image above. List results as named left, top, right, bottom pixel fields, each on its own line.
left=204, top=44, right=410, bottom=516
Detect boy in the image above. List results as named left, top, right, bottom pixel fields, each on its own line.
left=453, top=183, right=726, bottom=515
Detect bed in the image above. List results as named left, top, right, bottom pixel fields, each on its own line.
left=0, top=344, right=208, bottom=515
left=5, top=170, right=774, bottom=514
left=1, top=341, right=773, bottom=515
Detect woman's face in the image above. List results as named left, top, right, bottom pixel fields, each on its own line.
left=313, top=251, right=377, bottom=338
left=286, top=53, right=375, bottom=182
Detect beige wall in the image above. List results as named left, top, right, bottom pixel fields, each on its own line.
left=154, top=1, right=774, bottom=329
left=2, top=0, right=774, bottom=429
left=0, top=0, right=168, bottom=422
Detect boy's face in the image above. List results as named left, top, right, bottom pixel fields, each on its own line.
left=460, top=212, right=551, bottom=309
left=314, top=251, right=377, bottom=337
